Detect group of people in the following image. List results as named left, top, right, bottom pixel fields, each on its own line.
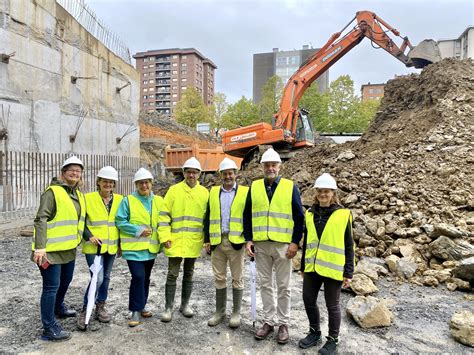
left=32, top=148, right=354, bottom=355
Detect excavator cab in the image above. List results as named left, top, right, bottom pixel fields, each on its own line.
left=295, top=109, right=315, bottom=146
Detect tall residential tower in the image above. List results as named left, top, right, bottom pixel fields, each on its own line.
left=134, top=48, right=217, bottom=116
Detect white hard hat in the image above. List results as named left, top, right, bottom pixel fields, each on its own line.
left=260, top=148, right=281, bottom=163
left=219, top=157, right=238, bottom=172
left=314, top=173, right=338, bottom=189
left=182, top=157, right=202, bottom=171
left=61, top=155, right=84, bottom=170
left=133, top=168, right=153, bottom=182
left=97, top=166, right=118, bottom=181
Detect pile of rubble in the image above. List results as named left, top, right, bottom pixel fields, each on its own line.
left=277, top=59, right=473, bottom=290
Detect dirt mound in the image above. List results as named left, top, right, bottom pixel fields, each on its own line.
left=358, top=58, right=473, bottom=153
left=248, top=59, right=474, bottom=288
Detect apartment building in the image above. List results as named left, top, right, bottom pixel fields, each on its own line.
left=361, top=83, right=385, bottom=101
left=134, top=48, right=217, bottom=116
left=438, top=26, right=474, bottom=60
left=253, top=45, right=329, bottom=103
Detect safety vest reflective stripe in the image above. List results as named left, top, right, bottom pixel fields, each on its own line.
left=171, top=227, right=203, bottom=233
left=47, top=219, right=82, bottom=229
left=251, top=211, right=292, bottom=220
left=121, top=238, right=159, bottom=245
left=85, top=239, right=119, bottom=246
left=305, top=258, right=345, bottom=272
left=159, top=211, right=170, bottom=217
left=210, top=217, right=243, bottom=224
left=251, top=178, right=294, bottom=243
left=86, top=220, right=117, bottom=227
left=252, top=226, right=294, bottom=234
left=47, top=235, right=78, bottom=243
left=173, top=216, right=204, bottom=223
left=159, top=222, right=170, bottom=227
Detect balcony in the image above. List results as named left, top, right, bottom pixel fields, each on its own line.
left=155, top=56, right=170, bottom=63
left=156, top=88, right=170, bottom=93
left=156, top=71, right=171, bottom=78
left=156, top=80, right=170, bottom=86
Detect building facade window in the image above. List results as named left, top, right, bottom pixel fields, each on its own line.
left=172, top=63, right=178, bottom=67
left=143, top=80, right=148, bottom=84
left=181, top=63, right=187, bottom=67
left=181, top=70, right=187, bottom=75
left=181, top=78, right=187, bottom=82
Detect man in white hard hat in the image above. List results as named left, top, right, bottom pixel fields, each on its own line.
left=243, top=148, right=304, bottom=344
left=158, top=157, right=209, bottom=322
left=204, top=157, right=248, bottom=328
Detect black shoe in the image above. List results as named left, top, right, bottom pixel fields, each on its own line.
left=298, top=329, right=322, bottom=349
left=41, top=324, right=71, bottom=341
left=55, top=308, right=77, bottom=318
left=318, top=336, right=338, bottom=355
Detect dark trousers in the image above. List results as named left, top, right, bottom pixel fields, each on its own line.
left=302, top=272, right=342, bottom=338
left=83, top=253, right=115, bottom=306
left=39, top=259, right=75, bottom=329
left=165, top=257, right=196, bottom=286
left=126, top=259, right=155, bottom=312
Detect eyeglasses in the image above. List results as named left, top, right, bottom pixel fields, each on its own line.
left=65, top=169, right=82, bottom=174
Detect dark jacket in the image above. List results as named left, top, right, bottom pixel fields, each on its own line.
left=300, top=204, right=355, bottom=279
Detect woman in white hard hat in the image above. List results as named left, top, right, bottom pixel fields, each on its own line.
left=298, top=173, right=354, bottom=355
left=77, top=166, right=123, bottom=330
left=115, top=168, right=164, bottom=327
left=32, top=155, right=86, bottom=341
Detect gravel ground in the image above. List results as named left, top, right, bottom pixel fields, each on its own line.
left=0, top=232, right=472, bottom=354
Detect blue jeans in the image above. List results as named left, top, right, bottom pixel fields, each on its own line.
left=39, top=259, right=75, bottom=329
left=83, top=253, right=116, bottom=306
left=126, top=259, right=155, bottom=312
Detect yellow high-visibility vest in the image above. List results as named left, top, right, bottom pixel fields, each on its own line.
left=120, top=194, right=163, bottom=253
left=158, top=181, right=209, bottom=258
left=251, top=178, right=294, bottom=243
left=32, top=185, right=86, bottom=252
left=208, top=185, right=248, bottom=245
left=304, top=208, right=352, bottom=281
left=83, top=192, right=123, bottom=255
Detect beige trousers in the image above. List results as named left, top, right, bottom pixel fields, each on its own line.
left=255, top=241, right=292, bottom=326
left=211, top=235, right=245, bottom=289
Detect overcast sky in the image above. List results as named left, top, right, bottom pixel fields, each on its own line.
left=88, top=0, right=473, bottom=103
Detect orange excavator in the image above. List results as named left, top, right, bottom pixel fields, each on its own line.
left=221, top=10, right=441, bottom=162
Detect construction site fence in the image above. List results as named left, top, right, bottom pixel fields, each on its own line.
left=0, top=151, right=140, bottom=222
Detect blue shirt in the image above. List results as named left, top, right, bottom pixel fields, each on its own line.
left=220, top=183, right=237, bottom=234
left=115, top=191, right=157, bottom=261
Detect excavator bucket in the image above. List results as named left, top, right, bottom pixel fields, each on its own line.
left=407, top=39, right=442, bottom=69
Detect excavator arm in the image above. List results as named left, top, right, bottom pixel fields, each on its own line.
left=222, top=10, right=440, bottom=159
left=276, top=10, right=436, bottom=132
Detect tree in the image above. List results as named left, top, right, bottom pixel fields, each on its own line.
left=221, top=96, right=260, bottom=129
left=209, top=92, right=228, bottom=128
left=352, top=99, right=380, bottom=132
left=258, top=75, right=283, bottom=123
left=299, top=83, right=330, bottom=132
left=326, top=75, right=360, bottom=132
left=174, top=87, right=209, bottom=127
left=299, top=75, right=380, bottom=133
